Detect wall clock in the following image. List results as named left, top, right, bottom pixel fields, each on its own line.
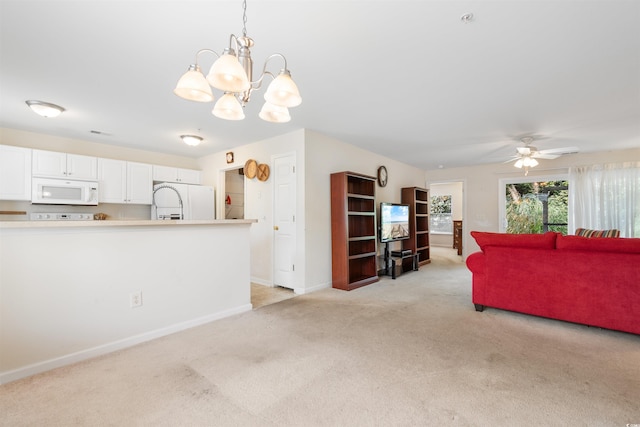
left=377, top=165, right=388, bottom=187
left=226, top=152, right=234, bottom=164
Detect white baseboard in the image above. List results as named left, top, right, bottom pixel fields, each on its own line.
left=250, top=276, right=272, bottom=287
left=0, top=304, right=252, bottom=385
left=294, top=281, right=331, bottom=295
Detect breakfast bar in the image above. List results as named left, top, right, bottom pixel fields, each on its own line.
left=0, top=219, right=256, bottom=384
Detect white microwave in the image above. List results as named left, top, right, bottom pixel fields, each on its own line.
left=32, top=177, right=99, bottom=205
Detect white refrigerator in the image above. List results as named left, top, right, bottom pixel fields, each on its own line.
left=152, top=183, right=215, bottom=220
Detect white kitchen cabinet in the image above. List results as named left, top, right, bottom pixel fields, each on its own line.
left=32, top=149, right=97, bottom=180
left=153, top=165, right=201, bottom=184
left=0, top=145, right=32, bottom=200
left=126, top=161, right=153, bottom=204
left=98, top=158, right=152, bottom=204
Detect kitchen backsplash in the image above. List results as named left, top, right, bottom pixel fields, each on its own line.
left=0, top=200, right=151, bottom=221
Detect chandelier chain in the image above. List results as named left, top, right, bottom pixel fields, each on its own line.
left=242, top=0, right=248, bottom=37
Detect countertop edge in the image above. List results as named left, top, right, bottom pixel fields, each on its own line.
left=0, top=219, right=258, bottom=229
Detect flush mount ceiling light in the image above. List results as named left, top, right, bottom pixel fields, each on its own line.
left=25, top=100, right=65, bottom=118
left=174, top=0, right=301, bottom=123
left=180, top=135, right=204, bottom=146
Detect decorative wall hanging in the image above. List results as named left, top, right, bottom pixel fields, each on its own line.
left=257, top=163, right=270, bottom=181
left=244, top=159, right=258, bottom=179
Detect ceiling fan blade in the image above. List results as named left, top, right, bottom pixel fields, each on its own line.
left=532, top=153, right=560, bottom=159
left=516, top=146, right=536, bottom=155
left=538, top=146, right=580, bottom=155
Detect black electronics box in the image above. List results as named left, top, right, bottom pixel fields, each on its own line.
left=391, top=250, right=412, bottom=257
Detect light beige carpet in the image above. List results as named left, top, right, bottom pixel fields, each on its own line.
left=1, top=247, right=639, bottom=426
left=251, top=283, right=296, bottom=309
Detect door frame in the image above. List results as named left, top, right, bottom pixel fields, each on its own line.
left=426, top=178, right=467, bottom=257
left=217, top=165, right=246, bottom=220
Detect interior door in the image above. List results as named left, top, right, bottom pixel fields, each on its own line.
left=273, top=153, right=296, bottom=289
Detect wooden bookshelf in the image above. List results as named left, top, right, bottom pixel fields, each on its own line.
left=402, top=187, right=431, bottom=266
left=331, top=172, right=379, bottom=290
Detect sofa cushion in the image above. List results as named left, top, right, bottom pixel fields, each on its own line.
left=557, top=234, right=640, bottom=254
left=470, top=231, right=558, bottom=252
left=575, top=228, right=620, bottom=238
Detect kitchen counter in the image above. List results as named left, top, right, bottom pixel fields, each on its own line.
left=0, top=219, right=256, bottom=228
left=1, top=218, right=255, bottom=384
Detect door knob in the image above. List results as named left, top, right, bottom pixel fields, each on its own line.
left=274, top=226, right=279, bottom=230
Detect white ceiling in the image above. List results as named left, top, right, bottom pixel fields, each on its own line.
left=1, top=0, right=639, bottom=170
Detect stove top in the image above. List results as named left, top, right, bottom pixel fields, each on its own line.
left=31, top=213, right=94, bottom=221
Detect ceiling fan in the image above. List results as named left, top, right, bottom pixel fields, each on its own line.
left=507, top=136, right=579, bottom=175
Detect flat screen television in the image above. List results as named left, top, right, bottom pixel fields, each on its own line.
left=379, top=202, right=410, bottom=243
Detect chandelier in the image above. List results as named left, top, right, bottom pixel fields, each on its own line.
left=173, top=0, right=301, bottom=123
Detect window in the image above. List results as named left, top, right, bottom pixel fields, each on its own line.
left=569, top=162, right=640, bottom=237
left=499, top=174, right=568, bottom=234
left=505, top=181, right=568, bottom=234
left=430, top=195, right=452, bottom=233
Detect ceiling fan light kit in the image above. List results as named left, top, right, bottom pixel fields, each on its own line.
left=508, top=136, right=579, bottom=175
left=173, top=0, right=301, bottom=123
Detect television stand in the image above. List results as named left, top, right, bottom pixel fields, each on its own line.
left=383, top=242, right=420, bottom=279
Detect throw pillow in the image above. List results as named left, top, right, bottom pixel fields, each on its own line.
left=575, top=228, right=620, bottom=238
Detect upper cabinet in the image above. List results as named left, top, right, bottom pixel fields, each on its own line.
left=0, top=145, right=32, bottom=201
left=32, top=149, right=97, bottom=180
left=153, top=165, right=201, bottom=184
left=98, top=158, right=153, bottom=204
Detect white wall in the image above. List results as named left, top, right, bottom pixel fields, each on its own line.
left=0, top=222, right=253, bottom=384
left=197, top=129, right=306, bottom=290
left=425, top=147, right=640, bottom=257
left=304, top=130, right=427, bottom=289
left=198, top=129, right=427, bottom=293
left=5, top=125, right=637, bottom=289
left=0, top=128, right=199, bottom=168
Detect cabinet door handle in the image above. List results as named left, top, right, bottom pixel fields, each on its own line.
left=274, top=226, right=279, bottom=231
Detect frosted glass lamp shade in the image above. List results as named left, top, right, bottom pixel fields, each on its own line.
left=264, top=71, right=301, bottom=107
left=174, top=67, right=214, bottom=102
left=180, top=135, right=203, bottom=146
left=25, top=100, right=65, bottom=117
left=515, top=156, right=539, bottom=169
left=259, top=102, right=291, bottom=123
left=212, top=93, right=245, bottom=120
left=206, top=53, right=250, bottom=93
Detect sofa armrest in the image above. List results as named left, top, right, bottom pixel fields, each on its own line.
left=466, top=252, right=485, bottom=274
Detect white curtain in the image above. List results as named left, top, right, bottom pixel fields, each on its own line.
left=569, top=162, right=640, bottom=237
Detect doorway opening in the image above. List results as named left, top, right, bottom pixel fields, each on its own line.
left=428, top=181, right=464, bottom=259
left=224, top=168, right=245, bottom=219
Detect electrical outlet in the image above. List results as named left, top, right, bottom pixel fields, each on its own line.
left=130, top=291, right=142, bottom=308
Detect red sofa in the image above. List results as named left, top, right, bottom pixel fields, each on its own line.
left=466, top=231, right=640, bottom=335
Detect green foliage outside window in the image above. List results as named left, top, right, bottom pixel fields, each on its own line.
left=430, top=195, right=453, bottom=233
left=506, top=181, right=568, bottom=235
